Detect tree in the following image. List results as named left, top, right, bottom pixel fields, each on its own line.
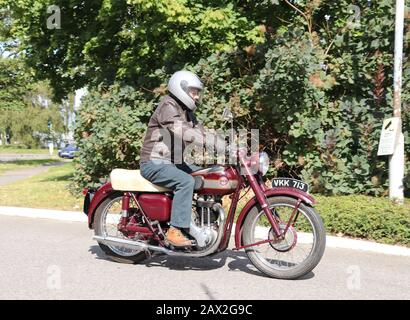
left=5, top=0, right=265, bottom=100
left=0, top=56, right=64, bottom=146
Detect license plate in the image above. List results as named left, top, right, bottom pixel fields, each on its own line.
left=271, top=178, right=309, bottom=193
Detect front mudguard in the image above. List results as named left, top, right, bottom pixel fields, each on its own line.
left=234, top=188, right=316, bottom=249
left=86, top=182, right=114, bottom=229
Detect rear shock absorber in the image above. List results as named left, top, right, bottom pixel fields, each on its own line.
left=120, top=193, right=130, bottom=228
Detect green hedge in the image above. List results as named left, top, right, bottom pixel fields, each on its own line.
left=315, top=195, right=410, bottom=246
left=236, top=194, right=410, bottom=247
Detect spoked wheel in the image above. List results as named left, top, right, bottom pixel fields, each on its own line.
left=243, top=196, right=326, bottom=279
left=93, top=193, right=150, bottom=264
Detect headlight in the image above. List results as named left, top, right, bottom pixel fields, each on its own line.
left=259, top=152, right=270, bottom=176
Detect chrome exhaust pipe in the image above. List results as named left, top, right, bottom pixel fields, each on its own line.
left=93, top=235, right=175, bottom=255
left=93, top=203, right=226, bottom=258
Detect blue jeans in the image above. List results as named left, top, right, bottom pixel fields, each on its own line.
left=140, top=160, right=203, bottom=228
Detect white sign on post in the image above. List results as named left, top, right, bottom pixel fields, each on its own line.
left=48, top=142, right=54, bottom=156
left=377, top=117, right=401, bottom=156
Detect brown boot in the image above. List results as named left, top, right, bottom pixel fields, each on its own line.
left=166, top=226, right=193, bottom=247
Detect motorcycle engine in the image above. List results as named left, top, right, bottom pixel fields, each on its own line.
left=188, top=195, right=221, bottom=248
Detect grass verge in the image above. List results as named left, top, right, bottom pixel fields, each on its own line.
left=0, top=162, right=82, bottom=211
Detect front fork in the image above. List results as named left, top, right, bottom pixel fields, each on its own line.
left=248, top=175, right=283, bottom=238
left=240, top=155, right=300, bottom=240
left=239, top=156, right=281, bottom=238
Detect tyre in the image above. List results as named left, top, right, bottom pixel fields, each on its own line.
left=242, top=196, right=326, bottom=279
left=93, top=193, right=149, bottom=264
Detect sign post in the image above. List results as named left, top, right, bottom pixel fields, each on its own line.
left=48, top=119, right=53, bottom=156
left=388, top=0, right=405, bottom=204
left=48, top=141, right=54, bottom=156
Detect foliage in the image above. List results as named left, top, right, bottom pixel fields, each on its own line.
left=5, top=0, right=410, bottom=197
left=1, top=3, right=67, bottom=146
left=0, top=87, right=65, bottom=147
left=72, top=85, right=154, bottom=191
left=5, top=0, right=265, bottom=100
left=0, top=56, right=33, bottom=110
left=1, top=102, right=65, bottom=147
left=0, top=53, right=65, bottom=146
left=189, top=0, right=410, bottom=196
left=314, top=194, right=410, bottom=246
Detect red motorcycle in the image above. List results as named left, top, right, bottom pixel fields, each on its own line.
left=83, top=139, right=326, bottom=279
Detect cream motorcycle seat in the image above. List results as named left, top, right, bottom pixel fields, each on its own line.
left=110, top=169, right=171, bottom=192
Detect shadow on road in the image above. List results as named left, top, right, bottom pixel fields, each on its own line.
left=89, top=245, right=314, bottom=280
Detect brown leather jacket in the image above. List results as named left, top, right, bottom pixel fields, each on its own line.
left=139, top=95, right=223, bottom=164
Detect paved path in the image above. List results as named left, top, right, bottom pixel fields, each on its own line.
left=0, top=162, right=63, bottom=186
left=0, top=214, right=409, bottom=300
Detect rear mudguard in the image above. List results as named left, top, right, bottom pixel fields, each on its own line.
left=234, top=187, right=316, bottom=249
left=86, top=182, right=114, bottom=229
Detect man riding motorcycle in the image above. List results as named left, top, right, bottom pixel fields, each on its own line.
left=86, top=72, right=326, bottom=280
left=139, top=70, right=223, bottom=248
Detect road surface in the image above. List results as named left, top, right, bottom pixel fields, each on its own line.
left=0, top=214, right=409, bottom=300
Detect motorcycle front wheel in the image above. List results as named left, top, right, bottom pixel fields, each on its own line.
left=242, top=196, right=326, bottom=280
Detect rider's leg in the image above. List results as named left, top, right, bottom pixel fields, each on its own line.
left=140, top=161, right=195, bottom=246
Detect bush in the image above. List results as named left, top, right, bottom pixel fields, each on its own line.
left=315, top=195, right=410, bottom=246
left=72, top=85, right=156, bottom=192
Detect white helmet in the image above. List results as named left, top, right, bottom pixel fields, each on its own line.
left=168, top=70, right=204, bottom=111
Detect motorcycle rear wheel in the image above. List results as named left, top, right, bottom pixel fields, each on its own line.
left=93, top=193, right=150, bottom=264
left=243, top=196, right=326, bottom=279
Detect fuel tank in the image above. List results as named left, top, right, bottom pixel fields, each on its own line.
left=191, top=165, right=239, bottom=195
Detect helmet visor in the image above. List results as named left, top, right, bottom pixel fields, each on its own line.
left=186, top=86, right=203, bottom=107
